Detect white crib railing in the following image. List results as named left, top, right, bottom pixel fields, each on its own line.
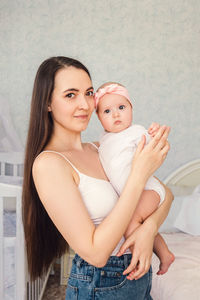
left=0, top=183, right=4, bottom=300
left=27, top=266, right=52, bottom=300
left=0, top=183, right=26, bottom=299
left=0, top=182, right=51, bottom=300
left=0, top=152, right=24, bottom=184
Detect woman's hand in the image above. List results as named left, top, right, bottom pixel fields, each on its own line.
left=131, top=125, right=170, bottom=183
left=117, top=221, right=156, bottom=280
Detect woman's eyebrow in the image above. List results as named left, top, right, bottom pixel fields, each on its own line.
left=63, top=88, right=79, bottom=93
left=87, top=86, right=94, bottom=91
left=63, top=86, right=93, bottom=93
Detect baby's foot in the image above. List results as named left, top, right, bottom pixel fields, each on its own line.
left=157, top=252, right=175, bottom=275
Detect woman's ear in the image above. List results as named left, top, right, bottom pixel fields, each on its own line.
left=48, top=105, right=52, bottom=112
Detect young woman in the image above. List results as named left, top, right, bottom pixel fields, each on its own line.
left=22, top=56, right=173, bottom=299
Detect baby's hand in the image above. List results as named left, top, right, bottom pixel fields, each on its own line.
left=148, top=122, right=160, bottom=137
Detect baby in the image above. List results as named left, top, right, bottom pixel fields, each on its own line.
left=95, top=82, right=175, bottom=275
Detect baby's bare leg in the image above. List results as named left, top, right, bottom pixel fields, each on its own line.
left=153, top=234, right=175, bottom=275
left=124, top=190, right=174, bottom=276
left=124, top=190, right=160, bottom=239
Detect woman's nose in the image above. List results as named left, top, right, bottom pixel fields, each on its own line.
left=78, top=95, right=89, bottom=109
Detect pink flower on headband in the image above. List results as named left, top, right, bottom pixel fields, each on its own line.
left=94, top=84, right=132, bottom=109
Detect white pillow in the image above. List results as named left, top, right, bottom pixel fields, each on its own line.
left=159, top=185, right=194, bottom=233
left=173, top=185, right=200, bottom=235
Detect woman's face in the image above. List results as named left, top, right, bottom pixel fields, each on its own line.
left=48, top=66, right=94, bottom=133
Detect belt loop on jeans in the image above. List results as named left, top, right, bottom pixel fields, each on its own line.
left=75, top=255, right=83, bottom=268
left=123, top=254, right=129, bottom=269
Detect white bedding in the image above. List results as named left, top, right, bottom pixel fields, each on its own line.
left=151, top=232, right=200, bottom=300
left=159, top=185, right=200, bottom=235
left=174, top=185, right=200, bottom=235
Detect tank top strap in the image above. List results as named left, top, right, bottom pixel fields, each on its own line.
left=39, top=150, right=80, bottom=174
left=89, top=142, right=99, bottom=150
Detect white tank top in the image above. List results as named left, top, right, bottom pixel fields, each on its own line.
left=39, top=144, right=130, bottom=256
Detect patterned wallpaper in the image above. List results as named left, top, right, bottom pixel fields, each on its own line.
left=0, top=0, right=199, bottom=179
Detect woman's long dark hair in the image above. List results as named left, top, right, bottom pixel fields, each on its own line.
left=22, top=56, right=91, bottom=281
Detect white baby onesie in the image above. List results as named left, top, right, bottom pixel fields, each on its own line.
left=99, top=124, right=165, bottom=203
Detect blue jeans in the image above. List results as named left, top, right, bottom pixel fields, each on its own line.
left=65, top=254, right=153, bottom=300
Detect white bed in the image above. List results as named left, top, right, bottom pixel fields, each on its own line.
left=151, top=159, right=200, bottom=300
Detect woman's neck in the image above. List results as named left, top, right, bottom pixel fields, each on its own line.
left=46, top=127, right=84, bottom=152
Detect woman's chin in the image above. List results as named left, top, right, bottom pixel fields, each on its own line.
left=74, top=123, right=89, bottom=133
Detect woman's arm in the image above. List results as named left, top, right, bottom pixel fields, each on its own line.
left=117, top=182, right=174, bottom=279
left=33, top=126, right=170, bottom=268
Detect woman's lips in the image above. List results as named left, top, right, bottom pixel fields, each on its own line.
left=74, top=115, right=88, bottom=119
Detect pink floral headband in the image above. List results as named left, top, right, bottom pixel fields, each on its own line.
left=94, top=83, right=132, bottom=109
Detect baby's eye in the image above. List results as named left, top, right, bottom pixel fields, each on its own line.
left=86, top=91, right=94, bottom=96
left=65, top=93, right=75, bottom=98
left=104, top=109, right=110, bottom=114
left=119, top=105, right=125, bottom=110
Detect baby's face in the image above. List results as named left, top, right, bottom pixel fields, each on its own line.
left=97, top=94, right=132, bottom=133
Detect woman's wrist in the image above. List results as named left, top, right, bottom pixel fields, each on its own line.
left=130, top=154, right=155, bottom=186
left=129, top=168, right=149, bottom=190
left=143, top=217, right=158, bottom=238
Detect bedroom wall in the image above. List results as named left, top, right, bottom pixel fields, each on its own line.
left=0, top=0, right=199, bottom=179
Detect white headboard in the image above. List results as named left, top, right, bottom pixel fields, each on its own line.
left=164, top=159, right=200, bottom=187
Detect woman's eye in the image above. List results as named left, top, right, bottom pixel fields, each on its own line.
left=86, top=91, right=94, bottom=96
left=65, top=93, right=75, bottom=98
left=119, top=105, right=125, bottom=110
left=104, top=109, right=110, bottom=114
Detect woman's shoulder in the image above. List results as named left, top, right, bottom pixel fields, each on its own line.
left=34, top=150, right=64, bottom=165
left=87, top=141, right=99, bottom=150
left=32, top=151, right=73, bottom=179
left=92, top=141, right=100, bottom=147
left=32, top=150, right=80, bottom=190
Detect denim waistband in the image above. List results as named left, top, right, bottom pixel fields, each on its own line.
left=73, top=253, right=132, bottom=269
